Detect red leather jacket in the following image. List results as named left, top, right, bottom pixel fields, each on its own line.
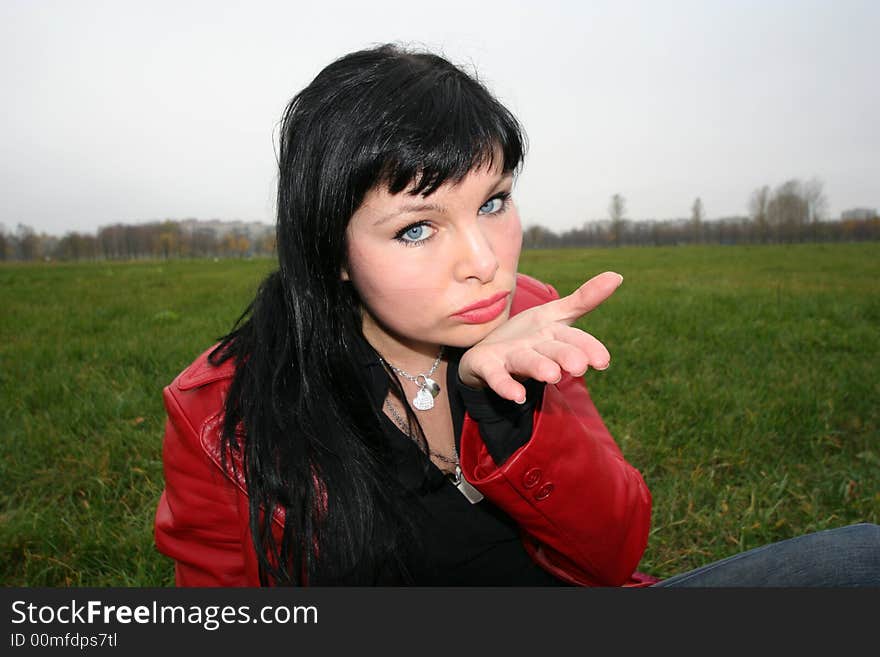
left=154, top=274, right=654, bottom=586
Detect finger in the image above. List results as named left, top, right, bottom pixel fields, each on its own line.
left=532, top=340, right=591, bottom=377
left=539, top=271, right=623, bottom=325
left=480, top=362, right=529, bottom=403
left=505, top=348, right=563, bottom=386
left=547, top=325, right=611, bottom=370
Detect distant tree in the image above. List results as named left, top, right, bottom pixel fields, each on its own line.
left=767, top=179, right=814, bottom=242
left=690, top=197, right=704, bottom=243
left=235, top=234, right=251, bottom=257
left=157, top=220, right=182, bottom=258
left=16, top=224, right=42, bottom=260
left=802, top=177, right=828, bottom=242
left=191, top=228, right=219, bottom=257
left=55, top=232, right=98, bottom=260
left=153, top=223, right=172, bottom=257
left=258, top=232, right=276, bottom=255
left=158, top=232, right=175, bottom=258
left=522, top=224, right=560, bottom=249
left=767, top=180, right=793, bottom=240
left=559, top=225, right=592, bottom=247
left=749, top=185, right=771, bottom=243
left=608, top=194, right=626, bottom=246
left=220, top=232, right=251, bottom=257
left=98, top=224, right=123, bottom=259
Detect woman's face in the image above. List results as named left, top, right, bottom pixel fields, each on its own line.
left=343, top=160, right=522, bottom=363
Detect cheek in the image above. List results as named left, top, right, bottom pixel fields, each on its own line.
left=490, top=211, right=523, bottom=269
left=347, top=244, right=440, bottom=316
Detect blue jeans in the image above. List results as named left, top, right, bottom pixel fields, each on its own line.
left=653, top=523, right=880, bottom=587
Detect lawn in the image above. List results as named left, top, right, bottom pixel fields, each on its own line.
left=1, top=242, right=878, bottom=585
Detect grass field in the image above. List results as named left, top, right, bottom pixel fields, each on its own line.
left=2, top=242, right=878, bottom=585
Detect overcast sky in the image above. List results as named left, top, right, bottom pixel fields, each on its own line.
left=2, top=0, right=878, bottom=236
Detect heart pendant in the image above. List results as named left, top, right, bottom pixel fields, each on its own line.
left=412, top=387, right=435, bottom=411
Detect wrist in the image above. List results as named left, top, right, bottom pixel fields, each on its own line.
left=457, top=372, right=485, bottom=391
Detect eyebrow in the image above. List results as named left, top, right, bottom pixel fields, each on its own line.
left=371, top=173, right=513, bottom=227
left=372, top=201, right=445, bottom=227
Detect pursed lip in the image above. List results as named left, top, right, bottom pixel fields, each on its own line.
left=451, top=291, right=510, bottom=317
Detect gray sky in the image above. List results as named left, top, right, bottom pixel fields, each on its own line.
left=2, top=0, right=878, bottom=236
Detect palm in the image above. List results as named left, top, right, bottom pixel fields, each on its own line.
left=458, top=271, right=623, bottom=402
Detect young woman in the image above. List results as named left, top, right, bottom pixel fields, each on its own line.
left=154, top=44, right=879, bottom=587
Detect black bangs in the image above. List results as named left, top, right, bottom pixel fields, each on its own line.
left=356, top=52, right=526, bottom=198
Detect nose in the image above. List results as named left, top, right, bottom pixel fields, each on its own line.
left=453, top=221, right=498, bottom=283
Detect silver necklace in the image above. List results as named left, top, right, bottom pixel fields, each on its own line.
left=377, top=347, right=443, bottom=411
left=383, top=399, right=457, bottom=465
left=383, top=398, right=484, bottom=505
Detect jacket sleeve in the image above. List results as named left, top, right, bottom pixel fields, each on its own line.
left=458, top=375, right=651, bottom=586
left=154, top=385, right=258, bottom=586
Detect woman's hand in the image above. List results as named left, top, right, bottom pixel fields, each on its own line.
left=458, top=271, right=623, bottom=403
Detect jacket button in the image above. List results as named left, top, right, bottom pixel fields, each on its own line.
left=534, top=483, right=554, bottom=501
left=523, top=468, right=542, bottom=489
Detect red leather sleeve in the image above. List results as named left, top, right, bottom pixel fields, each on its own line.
left=154, top=385, right=258, bottom=586
left=459, top=376, right=651, bottom=586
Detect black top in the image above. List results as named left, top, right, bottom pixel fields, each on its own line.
left=356, top=335, right=568, bottom=586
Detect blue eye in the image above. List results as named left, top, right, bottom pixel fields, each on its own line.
left=404, top=225, right=425, bottom=241
left=395, top=222, right=434, bottom=245
left=479, top=193, right=510, bottom=215
left=479, top=198, right=502, bottom=214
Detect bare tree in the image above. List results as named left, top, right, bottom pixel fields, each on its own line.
left=191, top=227, right=219, bottom=257
left=609, top=193, right=626, bottom=246
left=691, top=197, right=704, bottom=243
left=768, top=179, right=810, bottom=242
left=55, top=232, right=98, bottom=260
left=16, top=224, right=42, bottom=260
left=803, top=177, right=828, bottom=223
left=0, top=224, right=8, bottom=260
left=749, top=185, right=771, bottom=243
left=522, top=224, right=560, bottom=249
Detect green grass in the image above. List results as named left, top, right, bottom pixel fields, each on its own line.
left=2, top=243, right=878, bottom=585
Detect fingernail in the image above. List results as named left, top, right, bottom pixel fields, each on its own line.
left=515, top=395, right=526, bottom=404
left=551, top=373, right=563, bottom=384
left=598, top=360, right=610, bottom=370
left=615, top=274, right=624, bottom=287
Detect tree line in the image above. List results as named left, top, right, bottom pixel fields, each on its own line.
left=525, top=178, right=878, bottom=248
left=0, top=219, right=276, bottom=262
left=1, top=178, right=877, bottom=261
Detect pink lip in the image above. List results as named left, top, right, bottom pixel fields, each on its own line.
left=451, top=291, right=510, bottom=324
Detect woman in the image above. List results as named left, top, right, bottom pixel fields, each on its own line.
left=154, top=44, right=879, bottom=586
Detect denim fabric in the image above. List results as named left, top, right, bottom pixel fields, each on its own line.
left=653, top=523, right=880, bottom=587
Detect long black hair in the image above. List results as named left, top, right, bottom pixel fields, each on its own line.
left=209, top=44, right=525, bottom=585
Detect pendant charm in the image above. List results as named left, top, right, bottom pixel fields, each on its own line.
left=412, top=387, right=435, bottom=410
left=449, top=466, right=484, bottom=504
left=423, top=377, right=440, bottom=398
